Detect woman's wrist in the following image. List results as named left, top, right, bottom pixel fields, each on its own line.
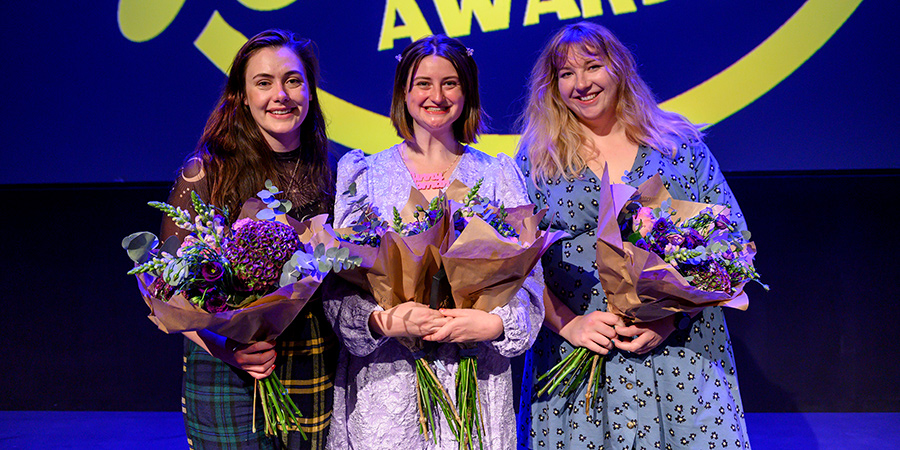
left=368, top=310, right=385, bottom=337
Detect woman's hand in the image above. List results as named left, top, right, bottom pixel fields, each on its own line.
left=613, top=318, right=675, bottom=355
left=558, top=311, right=623, bottom=355
left=225, top=340, right=277, bottom=380
left=369, top=302, right=449, bottom=338
left=423, top=309, right=504, bottom=344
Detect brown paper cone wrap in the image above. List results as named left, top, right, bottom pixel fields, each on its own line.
left=441, top=212, right=565, bottom=312
left=595, top=168, right=751, bottom=323
left=442, top=179, right=567, bottom=312
left=332, top=187, right=451, bottom=310
left=136, top=203, right=333, bottom=343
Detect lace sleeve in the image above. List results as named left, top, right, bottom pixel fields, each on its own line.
left=333, top=149, right=368, bottom=228
left=160, top=157, right=210, bottom=242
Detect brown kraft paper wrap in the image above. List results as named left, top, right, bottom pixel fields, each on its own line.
left=332, top=186, right=451, bottom=310
left=595, top=167, right=751, bottom=323
left=441, top=179, right=567, bottom=312
left=136, top=203, right=334, bottom=344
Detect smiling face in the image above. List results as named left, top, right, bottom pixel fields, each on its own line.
left=243, top=46, right=309, bottom=152
left=557, top=49, right=619, bottom=131
left=405, top=56, right=465, bottom=139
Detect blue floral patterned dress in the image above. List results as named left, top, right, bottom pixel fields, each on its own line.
left=516, top=141, right=751, bottom=450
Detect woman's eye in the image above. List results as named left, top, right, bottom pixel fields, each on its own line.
left=257, top=80, right=271, bottom=87
left=559, top=71, right=572, bottom=79
left=286, top=78, right=302, bottom=86
left=444, top=80, right=459, bottom=88
left=416, top=81, right=430, bottom=88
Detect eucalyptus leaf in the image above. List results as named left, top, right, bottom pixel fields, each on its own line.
left=257, top=209, right=276, bottom=221
left=258, top=189, right=274, bottom=201
left=343, top=182, right=357, bottom=197
left=318, top=260, right=333, bottom=273
left=122, top=231, right=159, bottom=263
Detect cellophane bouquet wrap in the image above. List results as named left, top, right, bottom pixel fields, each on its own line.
left=442, top=179, right=565, bottom=449
left=332, top=183, right=460, bottom=441
left=537, top=168, right=765, bottom=416
left=122, top=181, right=358, bottom=441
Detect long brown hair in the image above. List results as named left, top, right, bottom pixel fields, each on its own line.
left=192, top=29, right=331, bottom=221
left=518, top=22, right=703, bottom=182
left=390, top=35, right=486, bottom=144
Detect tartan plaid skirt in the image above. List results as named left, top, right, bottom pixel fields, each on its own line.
left=182, top=299, right=337, bottom=449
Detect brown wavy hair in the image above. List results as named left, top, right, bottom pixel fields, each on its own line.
left=191, top=29, right=331, bottom=222
left=518, top=22, right=703, bottom=182
left=390, top=35, right=486, bottom=144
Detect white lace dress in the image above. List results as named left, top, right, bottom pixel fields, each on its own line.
left=324, top=145, right=545, bottom=449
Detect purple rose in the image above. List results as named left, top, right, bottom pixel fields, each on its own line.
left=682, top=229, right=705, bottom=249
left=666, top=231, right=685, bottom=247
left=205, top=293, right=229, bottom=313
left=200, top=260, right=225, bottom=283
left=634, top=238, right=649, bottom=250
left=652, top=217, right=672, bottom=237
left=715, top=214, right=732, bottom=230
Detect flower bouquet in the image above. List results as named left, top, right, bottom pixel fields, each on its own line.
left=122, top=181, right=358, bottom=440
left=332, top=183, right=460, bottom=442
left=536, top=168, right=766, bottom=415
left=441, top=179, right=566, bottom=449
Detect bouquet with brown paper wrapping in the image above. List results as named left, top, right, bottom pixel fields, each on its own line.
left=536, top=168, right=765, bottom=416
left=595, top=168, right=763, bottom=322
left=123, top=181, right=358, bottom=441
left=441, top=179, right=566, bottom=449
left=332, top=184, right=461, bottom=442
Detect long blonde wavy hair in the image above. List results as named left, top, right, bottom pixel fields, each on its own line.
left=518, top=21, right=703, bottom=182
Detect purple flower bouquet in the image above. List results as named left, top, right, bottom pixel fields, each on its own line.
left=123, top=181, right=357, bottom=440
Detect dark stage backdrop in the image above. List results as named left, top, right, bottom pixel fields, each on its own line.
left=0, top=0, right=897, bottom=184
left=1, top=0, right=898, bottom=413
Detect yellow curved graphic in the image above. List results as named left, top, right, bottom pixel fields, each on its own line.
left=118, top=0, right=185, bottom=42
left=236, top=0, right=298, bottom=12
left=660, top=0, right=863, bottom=128
left=192, top=0, right=862, bottom=155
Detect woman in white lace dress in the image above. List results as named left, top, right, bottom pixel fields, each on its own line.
left=323, top=35, right=544, bottom=449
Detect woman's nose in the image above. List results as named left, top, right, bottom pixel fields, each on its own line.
left=276, top=85, right=290, bottom=103
left=431, top=87, right=445, bottom=103
left=575, top=73, right=590, bottom=90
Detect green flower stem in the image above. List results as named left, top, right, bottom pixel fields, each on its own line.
left=456, top=356, right=484, bottom=450
left=535, top=347, right=605, bottom=405
left=256, top=374, right=308, bottom=441
left=279, top=377, right=309, bottom=440
left=413, top=358, right=461, bottom=442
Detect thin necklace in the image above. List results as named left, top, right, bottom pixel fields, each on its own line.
left=283, top=149, right=303, bottom=196
left=400, top=142, right=464, bottom=190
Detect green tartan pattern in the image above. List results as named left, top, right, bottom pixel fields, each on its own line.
left=182, top=300, right=337, bottom=449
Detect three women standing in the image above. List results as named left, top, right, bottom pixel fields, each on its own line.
left=516, top=22, right=751, bottom=450
left=155, top=22, right=752, bottom=450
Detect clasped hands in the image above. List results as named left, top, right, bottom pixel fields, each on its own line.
left=369, top=302, right=503, bottom=344
left=559, top=311, right=677, bottom=356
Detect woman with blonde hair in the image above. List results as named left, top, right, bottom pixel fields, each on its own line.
left=516, top=22, right=751, bottom=449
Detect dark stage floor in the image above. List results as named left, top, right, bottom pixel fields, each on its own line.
left=1, top=411, right=898, bottom=449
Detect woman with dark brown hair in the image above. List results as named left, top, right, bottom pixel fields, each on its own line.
left=325, top=34, right=544, bottom=449
left=161, top=29, right=336, bottom=449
